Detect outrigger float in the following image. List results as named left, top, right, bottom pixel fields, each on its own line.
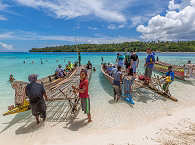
left=3, top=65, right=92, bottom=122
left=101, top=64, right=178, bottom=102
left=154, top=61, right=195, bottom=81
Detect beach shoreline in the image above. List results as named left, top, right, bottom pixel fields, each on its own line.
left=1, top=80, right=195, bottom=145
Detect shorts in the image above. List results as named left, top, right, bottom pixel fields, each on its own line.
left=126, top=63, right=130, bottom=69
left=113, top=85, right=121, bottom=97
left=128, top=68, right=133, bottom=76
left=30, top=100, right=46, bottom=119
left=81, top=98, right=90, bottom=114
left=145, top=66, right=153, bottom=79
left=118, top=61, right=124, bottom=67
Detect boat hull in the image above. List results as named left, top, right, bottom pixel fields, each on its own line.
left=154, top=61, right=185, bottom=80
left=101, top=64, right=177, bottom=102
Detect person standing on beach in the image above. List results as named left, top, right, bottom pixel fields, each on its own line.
left=113, top=66, right=122, bottom=102
left=130, top=50, right=139, bottom=76
left=144, top=48, right=155, bottom=84
left=25, top=74, right=48, bottom=124
left=72, top=69, right=92, bottom=123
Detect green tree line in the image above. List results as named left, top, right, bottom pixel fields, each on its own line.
left=29, top=41, right=195, bottom=52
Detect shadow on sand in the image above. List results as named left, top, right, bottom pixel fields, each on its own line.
left=15, top=121, right=44, bottom=135
left=0, top=111, right=32, bottom=134
left=133, top=87, right=167, bottom=103
left=108, top=99, right=134, bottom=108
left=100, top=71, right=167, bottom=105
left=65, top=118, right=88, bottom=131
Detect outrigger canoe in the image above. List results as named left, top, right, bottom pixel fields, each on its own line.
left=3, top=66, right=79, bottom=116
left=154, top=61, right=195, bottom=81
left=101, top=64, right=178, bottom=102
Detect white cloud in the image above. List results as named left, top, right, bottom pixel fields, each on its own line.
left=0, top=1, right=7, bottom=10
left=118, top=24, right=125, bottom=28
left=1, top=30, right=137, bottom=44
left=15, top=0, right=130, bottom=22
left=0, top=15, right=7, bottom=20
left=168, top=0, right=180, bottom=10
left=108, top=24, right=117, bottom=30
left=88, top=27, right=98, bottom=30
left=0, top=1, right=8, bottom=20
left=107, top=24, right=125, bottom=30
left=0, top=32, right=14, bottom=39
left=137, top=0, right=195, bottom=41
left=0, top=42, right=13, bottom=50
left=131, top=16, right=149, bottom=27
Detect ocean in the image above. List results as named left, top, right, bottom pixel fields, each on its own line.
left=0, top=52, right=195, bottom=127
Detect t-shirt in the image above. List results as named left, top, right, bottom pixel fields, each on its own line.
left=107, top=66, right=113, bottom=72
left=166, top=71, right=174, bottom=81
left=130, top=54, right=138, bottom=61
left=87, top=63, right=92, bottom=69
left=79, top=79, right=89, bottom=98
left=146, top=54, right=155, bottom=68
left=118, top=55, right=125, bottom=61
left=111, top=67, right=117, bottom=76
left=125, top=54, right=131, bottom=65
left=56, top=68, right=64, bottom=77
left=25, top=82, right=45, bottom=104
left=113, top=71, right=122, bottom=86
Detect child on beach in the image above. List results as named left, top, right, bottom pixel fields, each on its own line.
left=9, top=74, right=15, bottom=82
left=162, top=66, right=174, bottom=93
left=122, top=72, right=135, bottom=105
left=72, top=69, right=92, bottom=123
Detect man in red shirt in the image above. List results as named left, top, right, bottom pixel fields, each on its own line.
left=72, top=69, right=92, bottom=123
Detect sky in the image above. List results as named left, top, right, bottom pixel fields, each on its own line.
left=0, top=0, right=194, bottom=51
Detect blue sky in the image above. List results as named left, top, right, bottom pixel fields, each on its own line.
left=0, top=0, right=194, bottom=51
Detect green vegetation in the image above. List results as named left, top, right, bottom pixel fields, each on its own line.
left=29, top=41, right=195, bottom=52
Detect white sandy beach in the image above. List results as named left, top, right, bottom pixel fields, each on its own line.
left=0, top=80, right=195, bottom=145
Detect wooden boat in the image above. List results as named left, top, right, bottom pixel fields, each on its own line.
left=3, top=65, right=93, bottom=121
left=3, top=66, right=79, bottom=116
left=154, top=61, right=195, bottom=81
left=101, top=64, right=177, bottom=102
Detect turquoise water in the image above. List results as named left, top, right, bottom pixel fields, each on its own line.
left=0, top=52, right=195, bottom=124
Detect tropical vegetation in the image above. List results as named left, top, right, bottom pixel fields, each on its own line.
left=29, top=41, right=195, bottom=52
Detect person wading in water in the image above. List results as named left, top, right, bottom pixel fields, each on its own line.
left=144, top=48, right=155, bottom=84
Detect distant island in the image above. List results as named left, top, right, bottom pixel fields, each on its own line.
left=29, top=41, right=195, bottom=52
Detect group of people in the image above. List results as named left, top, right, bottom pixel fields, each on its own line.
left=15, top=49, right=177, bottom=125
left=104, top=48, right=175, bottom=104
left=25, top=63, right=92, bottom=124
left=55, top=61, right=76, bottom=79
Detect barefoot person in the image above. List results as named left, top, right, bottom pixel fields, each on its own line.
left=72, top=69, right=92, bottom=123
left=25, top=74, right=48, bottom=124
left=112, top=66, right=122, bottom=102
left=144, top=48, right=155, bottom=84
